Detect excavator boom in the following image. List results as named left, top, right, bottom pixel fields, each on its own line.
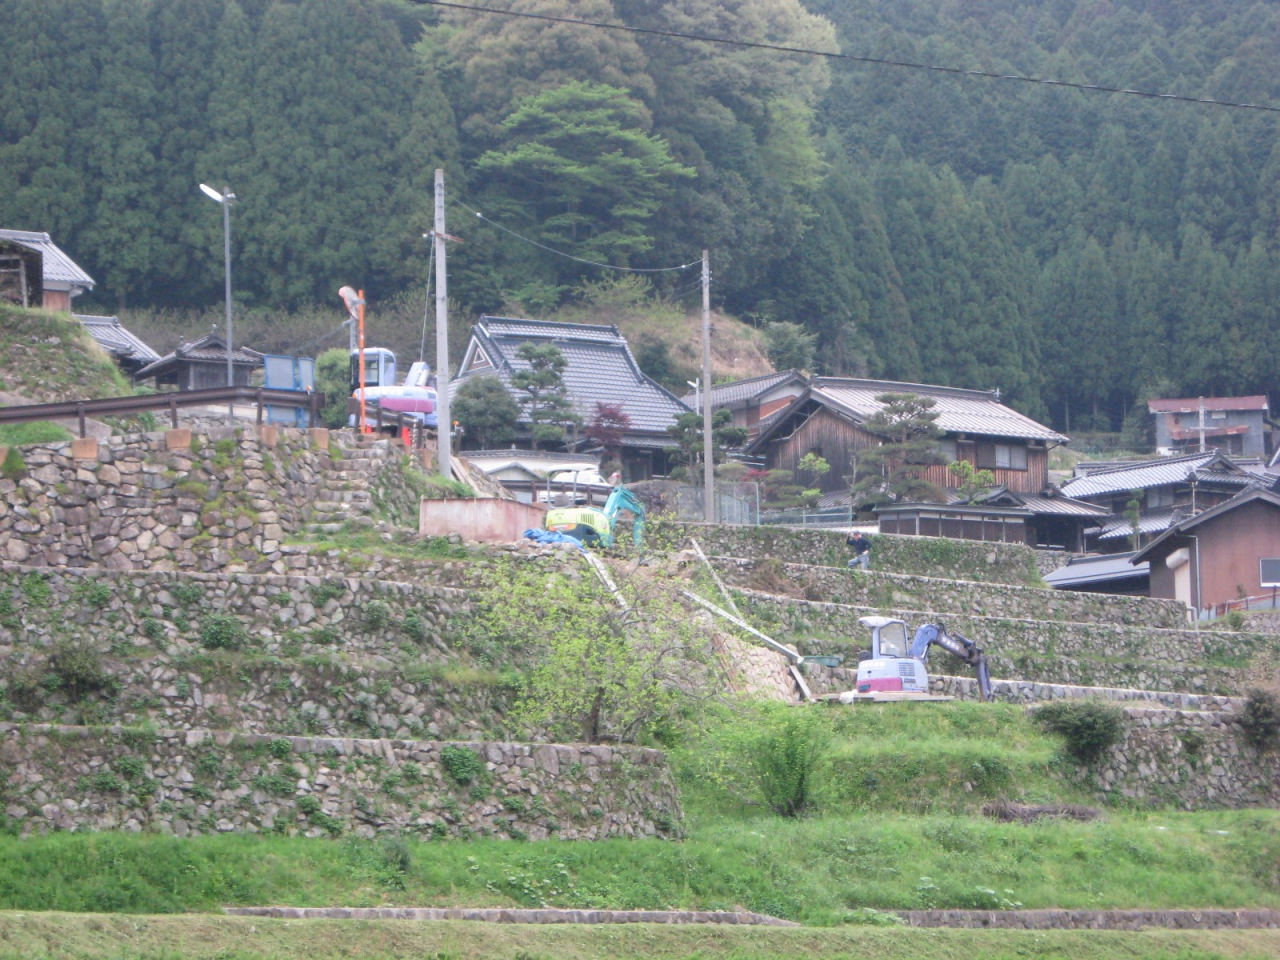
left=910, top=623, right=992, bottom=701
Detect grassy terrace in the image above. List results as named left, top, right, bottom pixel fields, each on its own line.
left=2, top=704, right=1278, bottom=924
left=1, top=913, right=1279, bottom=960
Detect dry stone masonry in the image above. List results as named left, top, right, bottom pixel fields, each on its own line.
left=1, top=724, right=682, bottom=841
left=0, top=428, right=421, bottom=574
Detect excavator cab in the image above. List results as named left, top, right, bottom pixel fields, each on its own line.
left=855, top=616, right=930, bottom=694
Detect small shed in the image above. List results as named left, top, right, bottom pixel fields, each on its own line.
left=0, top=229, right=95, bottom=311
left=134, top=333, right=262, bottom=391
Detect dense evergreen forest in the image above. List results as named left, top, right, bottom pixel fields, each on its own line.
left=2, top=0, right=1278, bottom=430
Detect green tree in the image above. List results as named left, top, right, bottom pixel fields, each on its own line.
left=475, top=81, right=694, bottom=274
left=470, top=560, right=713, bottom=744
left=850, top=393, right=947, bottom=508
left=667, top=408, right=748, bottom=476
left=762, top=321, right=815, bottom=372
left=452, top=375, right=519, bottom=450
left=511, top=341, right=576, bottom=449
left=948, top=460, right=996, bottom=504
left=314, top=347, right=351, bottom=429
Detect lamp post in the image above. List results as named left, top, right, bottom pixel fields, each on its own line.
left=200, top=182, right=236, bottom=421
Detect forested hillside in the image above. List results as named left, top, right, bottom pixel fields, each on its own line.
left=2, top=0, right=1277, bottom=429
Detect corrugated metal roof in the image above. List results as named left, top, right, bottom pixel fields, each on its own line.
left=1149, top=395, right=1268, bottom=413
left=1009, top=493, right=1110, bottom=517
left=807, top=377, right=1067, bottom=442
left=452, top=317, right=690, bottom=438
left=0, top=229, right=94, bottom=288
left=680, top=370, right=803, bottom=408
left=1062, top=454, right=1218, bottom=499
left=1045, top=552, right=1149, bottom=588
left=1095, top=509, right=1182, bottom=541
left=1168, top=424, right=1249, bottom=440
left=75, top=315, right=160, bottom=364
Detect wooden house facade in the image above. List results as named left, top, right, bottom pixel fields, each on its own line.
left=746, top=378, right=1064, bottom=496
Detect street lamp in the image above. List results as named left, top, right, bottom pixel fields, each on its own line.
left=200, top=183, right=236, bottom=421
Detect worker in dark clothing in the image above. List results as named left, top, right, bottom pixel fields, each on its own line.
left=847, top=532, right=872, bottom=570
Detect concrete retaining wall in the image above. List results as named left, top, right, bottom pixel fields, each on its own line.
left=0, top=724, right=682, bottom=841
left=419, top=498, right=547, bottom=543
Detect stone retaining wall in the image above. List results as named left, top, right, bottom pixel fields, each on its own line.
left=1058, top=706, right=1280, bottom=809
left=898, top=908, right=1280, bottom=930
left=0, top=563, right=470, bottom=665
left=744, top=590, right=1271, bottom=695
left=712, top=557, right=1186, bottom=629
left=665, top=523, right=1039, bottom=585
left=226, top=906, right=796, bottom=926
left=0, top=428, right=417, bottom=575
left=0, top=724, right=681, bottom=841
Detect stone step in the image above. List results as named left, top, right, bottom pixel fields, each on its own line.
left=306, top=523, right=346, bottom=534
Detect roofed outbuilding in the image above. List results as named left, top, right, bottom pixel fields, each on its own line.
left=74, top=315, right=160, bottom=376
left=134, top=333, right=262, bottom=391
left=0, top=229, right=95, bottom=311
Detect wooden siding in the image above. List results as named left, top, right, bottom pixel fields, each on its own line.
left=763, top=407, right=1048, bottom=494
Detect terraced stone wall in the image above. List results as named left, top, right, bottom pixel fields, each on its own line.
left=665, top=523, right=1040, bottom=584
left=0, top=428, right=416, bottom=575
left=0, top=724, right=682, bottom=841
left=1061, top=706, right=1280, bottom=809
left=712, top=557, right=1187, bottom=629
left=745, top=591, right=1273, bottom=695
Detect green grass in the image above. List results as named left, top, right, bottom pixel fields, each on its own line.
left=290, top=523, right=476, bottom=562
left=0, top=305, right=132, bottom=403
left=1, top=810, right=1278, bottom=923
left=2, top=703, right=1278, bottom=923
left=2, top=912, right=1279, bottom=960
left=0, top=421, right=73, bottom=445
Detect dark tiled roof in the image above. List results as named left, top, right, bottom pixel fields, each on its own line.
left=1008, top=492, right=1110, bottom=518
left=75, top=315, right=160, bottom=365
left=452, top=316, right=691, bottom=438
left=0, top=229, right=94, bottom=288
left=680, top=370, right=805, bottom=408
left=135, top=333, right=263, bottom=380
left=1094, top=508, right=1183, bottom=541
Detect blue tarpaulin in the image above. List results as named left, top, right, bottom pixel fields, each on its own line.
left=523, top=528, right=586, bottom=552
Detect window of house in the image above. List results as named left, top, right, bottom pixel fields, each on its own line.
left=1211, top=410, right=1227, bottom=420
left=1147, top=487, right=1173, bottom=509
left=937, top=438, right=958, bottom=462
left=976, top=442, right=1027, bottom=470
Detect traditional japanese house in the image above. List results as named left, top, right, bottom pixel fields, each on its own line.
left=745, top=377, right=1066, bottom=496
left=681, top=370, right=807, bottom=441
left=451, top=317, right=690, bottom=481
left=1060, top=452, right=1262, bottom=552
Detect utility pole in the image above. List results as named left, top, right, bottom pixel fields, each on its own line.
left=357, top=289, right=368, bottom=435
left=701, top=250, right=715, bottom=524
left=434, top=168, right=452, bottom=481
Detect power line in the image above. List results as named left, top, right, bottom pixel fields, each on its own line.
left=451, top=195, right=700, bottom=273
left=415, top=0, right=1280, bottom=114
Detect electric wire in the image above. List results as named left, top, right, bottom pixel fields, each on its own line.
left=414, top=0, right=1280, bottom=114
left=450, top=195, right=701, bottom=272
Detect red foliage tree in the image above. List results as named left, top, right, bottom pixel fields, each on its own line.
left=585, top=402, right=631, bottom=451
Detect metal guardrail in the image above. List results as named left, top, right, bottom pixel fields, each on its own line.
left=759, top=506, right=854, bottom=527
left=0, top=386, right=325, bottom=437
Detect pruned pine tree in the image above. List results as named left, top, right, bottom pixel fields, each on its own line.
left=511, top=341, right=577, bottom=450
left=851, top=393, right=947, bottom=508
